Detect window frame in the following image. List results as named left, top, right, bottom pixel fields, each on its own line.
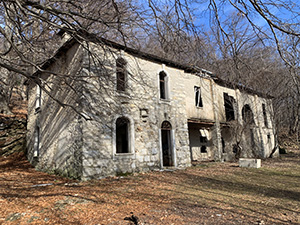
left=112, top=115, right=135, bottom=158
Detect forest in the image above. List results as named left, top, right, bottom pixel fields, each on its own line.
left=0, top=0, right=299, bottom=143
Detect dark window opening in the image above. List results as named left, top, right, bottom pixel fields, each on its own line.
left=250, top=129, right=256, bottom=148
left=194, top=86, right=203, bottom=107
left=262, top=104, right=268, bottom=127
left=161, top=121, right=173, bottom=166
left=224, top=93, right=235, bottom=121
left=116, top=117, right=130, bottom=153
left=116, top=58, right=127, bottom=91
left=221, top=137, right=225, bottom=153
left=200, top=136, right=207, bottom=143
left=233, top=144, right=240, bottom=155
left=159, top=71, right=167, bottom=99
left=267, top=133, right=271, bottom=142
left=201, top=146, right=207, bottom=153
left=242, top=104, right=255, bottom=125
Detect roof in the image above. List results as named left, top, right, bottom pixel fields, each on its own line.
left=34, top=29, right=273, bottom=99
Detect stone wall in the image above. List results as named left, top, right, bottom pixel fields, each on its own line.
left=0, top=116, right=26, bottom=156
left=27, top=43, right=84, bottom=179
left=79, top=44, right=192, bottom=179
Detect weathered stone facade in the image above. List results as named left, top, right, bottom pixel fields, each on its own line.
left=26, top=34, right=279, bottom=180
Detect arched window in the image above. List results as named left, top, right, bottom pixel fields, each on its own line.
left=116, top=58, right=127, bottom=91
left=242, top=104, right=255, bottom=125
left=161, top=121, right=172, bottom=130
left=159, top=71, right=168, bottom=99
left=116, top=117, right=130, bottom=153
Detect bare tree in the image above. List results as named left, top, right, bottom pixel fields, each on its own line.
left=0, top=0, right=299, bottom=140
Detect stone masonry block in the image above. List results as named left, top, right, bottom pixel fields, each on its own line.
left=239, top=158, right=261, bottom=168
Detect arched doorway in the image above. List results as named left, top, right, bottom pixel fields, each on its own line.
left=116, top=117, right=130, bottom=153
left=161, top=121, right=173, bottom=167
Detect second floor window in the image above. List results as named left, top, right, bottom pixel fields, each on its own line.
left=224, top=93, right=235, bottom=121
left=194, top=86, right=203, bottom=107
left=159, top=71, right=167, bottom=99
left=116, top=58, right=127, bottom=91
left=262, top=104, right=268, bottom=127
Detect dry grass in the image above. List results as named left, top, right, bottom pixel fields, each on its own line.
left=0, top=150, right=300, bottom=224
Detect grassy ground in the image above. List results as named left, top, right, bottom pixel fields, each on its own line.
left=0, top=150, right=299, bottom=224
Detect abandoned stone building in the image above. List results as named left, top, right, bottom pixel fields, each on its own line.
left=26, top=32, right=278, bottom=180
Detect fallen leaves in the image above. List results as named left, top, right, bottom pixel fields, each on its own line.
left=0, top=151, right=300, bottom=224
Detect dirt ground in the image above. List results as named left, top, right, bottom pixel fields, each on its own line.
left=0, top=150, right=300, bottom=225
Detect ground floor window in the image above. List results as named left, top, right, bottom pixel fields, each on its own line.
left=116, top=117, right=130, bottom=153
left=34, top=126, right=40, bottom=157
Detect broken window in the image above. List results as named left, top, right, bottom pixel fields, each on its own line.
left=159, top=71, right=167, bottom=99
left=262, top=104, right=268, bottom=127
left=242, top=104, right=255, bottom=125
left=224, top=93, right=235, bottom=121
left=116, top=58, right=127, bottom=91
left=194, top=86, right=203, bottom=107
left=116, top=117, right=130, bottom=153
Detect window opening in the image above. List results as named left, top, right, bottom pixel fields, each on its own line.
left=161, top=121, right=173, bottom=166
left=200, top=136, right=208, bottom=143
left=194, top=86, right=203, bottom=107
left=221, top=137, right=225, bottom=153
left=242, top=104, right=255, bottom=125
left=34, top=126, right=40, bottom=157
left=35, top=85, right=41, bottom=111
left=224, top=93, right=235, bottom=121
left=250, top=129, right=256, bottom=148
left=159, top=71, right=167, bottom=99
left=201, top=146, right=207, bottom=153
left=116, top=58, right=127, bottom=91
left=116, top=117, right=130, bottom=153
left=262, top=104, right=268, bottom=127
left=199, top=129, right=208, bottom=153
